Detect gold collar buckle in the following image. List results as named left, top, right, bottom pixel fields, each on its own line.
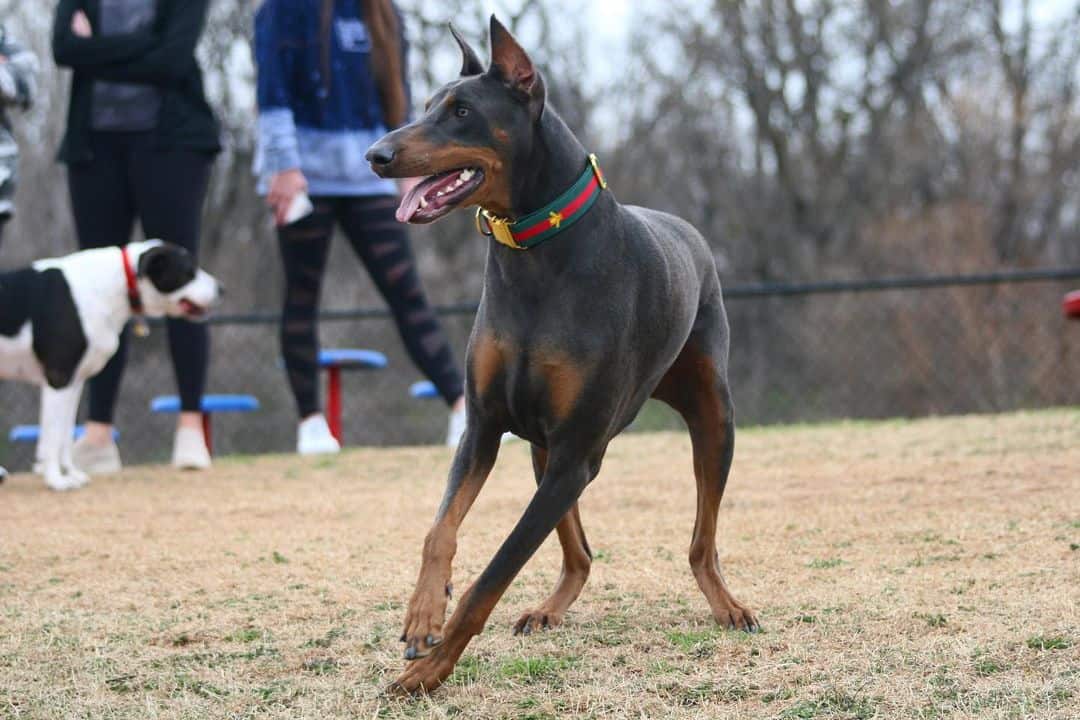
left=475, top=208, right=521, bottom=249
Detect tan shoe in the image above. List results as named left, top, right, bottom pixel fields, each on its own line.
left=72, top=436, right=122, bottom=475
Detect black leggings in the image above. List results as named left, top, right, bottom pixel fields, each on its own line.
left=278, top=195, right=464, bottom=417
left=68, top=131, right=212, bottom=422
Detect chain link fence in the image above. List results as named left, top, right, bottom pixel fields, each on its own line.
left=2, top=269, right=1079, bottom=471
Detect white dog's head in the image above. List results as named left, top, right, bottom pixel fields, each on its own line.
left=128, top=240, right=221, bottom=320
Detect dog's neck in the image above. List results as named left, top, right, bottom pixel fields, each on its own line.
left=510, top=109, right=589, bottom=220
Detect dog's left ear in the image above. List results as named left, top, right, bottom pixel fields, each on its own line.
left=487, top=15, right=545, bottom=117
left=450, top=23, right=484, bottom=76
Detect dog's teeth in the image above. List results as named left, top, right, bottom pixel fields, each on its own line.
left=460, top=169, right=474, bottom=180
left=419, top=196, right=428, bottom=208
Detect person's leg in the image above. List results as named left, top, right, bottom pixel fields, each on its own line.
left=129, top=140, right=213, bottom=446
left=337, top=196, right=465, bottom=406
left=277, top=200, right=335, bottom=419
left=66, top=133, right=137, bottom=453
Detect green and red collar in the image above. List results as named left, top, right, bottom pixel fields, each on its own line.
left=475, top=154, right=608, bottom=250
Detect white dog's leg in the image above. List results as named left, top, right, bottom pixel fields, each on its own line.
left=59, top=380, right=89, bottom=488
left=39, top=385, right=83, bottom=492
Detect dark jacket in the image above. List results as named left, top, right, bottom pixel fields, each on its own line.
left=52, top=0, right=220, bottom=164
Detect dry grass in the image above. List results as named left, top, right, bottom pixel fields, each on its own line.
left=1, top=409, right=1078, bottom=719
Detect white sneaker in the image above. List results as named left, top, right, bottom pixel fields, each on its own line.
left=172, top=427, right=212, bottom=470
left=72, top=436, right=123, bottom=475
left=297, top=414, right=340, bottom=455
left=446, top=406, right=467, bottom=448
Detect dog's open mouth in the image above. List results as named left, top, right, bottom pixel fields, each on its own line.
left=397, top=168, right=485, bottom=224
left=179, top=298, right=207, bottom=320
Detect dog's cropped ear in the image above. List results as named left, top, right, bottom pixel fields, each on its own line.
left=487, top=15, right=545, bottom=117
left=449, top=23, right=484, bottom=76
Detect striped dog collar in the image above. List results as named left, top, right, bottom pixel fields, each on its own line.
left=475, top=154, right=608, bottom=250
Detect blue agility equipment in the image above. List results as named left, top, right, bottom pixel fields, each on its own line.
left=9, top=425, right=119, bottom=443
left=409, top=380, right=439, bottom=399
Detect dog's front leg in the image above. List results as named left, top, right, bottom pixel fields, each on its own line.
left=58, top=380, right=88, bottom=487
left=38, top=384, right=84, bottom=492
left=391, top=450, right=594, bottom=695
left=401, top=421, right=501, bottom=660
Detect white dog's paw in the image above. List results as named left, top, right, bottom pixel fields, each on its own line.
left=63, top=466, right=90, bottom=488
left=44, top=472, right=86, bottom=492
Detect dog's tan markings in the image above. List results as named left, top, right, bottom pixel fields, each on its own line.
left=402, top=453, right=491, bottom=660
left=652, top=343, right=757, bottom=631
left=536, top=352, right=586, bottom=421
left=390, top=134, right=513, bottom=218
left=514, top=446, right=591, bottom=635
left=470, top=332, right=505, bottom=398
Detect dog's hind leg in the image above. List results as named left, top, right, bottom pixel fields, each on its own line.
left=513, top=444, right=592, bottom=635
left=652, top=303, right=758, bottom=632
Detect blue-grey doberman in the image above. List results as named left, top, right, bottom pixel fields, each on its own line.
left=367, top=16, right=758, bottom=694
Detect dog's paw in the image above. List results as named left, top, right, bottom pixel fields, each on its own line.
left=385, top=647, right=457, bottom=696
left=45, top=474, right=84, bottom=492
left=400, top=582, right=452, bottom=660
left=65, top=467, right=90, bottom=488
left=713, top=602, right=760, bottom=633
left=512, top=609, right=564, bottom=636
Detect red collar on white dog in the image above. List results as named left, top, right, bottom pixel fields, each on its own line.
left=121, top=246, right=143, bottom=314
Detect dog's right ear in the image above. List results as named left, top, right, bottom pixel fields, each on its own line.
left=487, top=15, right=545, bottom=117
left=449, top=23, right=484, bottom=76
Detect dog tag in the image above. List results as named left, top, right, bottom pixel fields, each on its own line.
left=132, top=317, right=150, bottom=338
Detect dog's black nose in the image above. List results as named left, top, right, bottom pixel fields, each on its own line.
left=366, top=144, right=395, bottom=166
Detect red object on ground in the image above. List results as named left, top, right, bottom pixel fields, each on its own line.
left=203, top=415, right=214, bottom=455
left=1065, top=290, right=1080, bottom=319
left=318, top=349, right=388, bottom=443
left=326, top=366, right=343, bottom=442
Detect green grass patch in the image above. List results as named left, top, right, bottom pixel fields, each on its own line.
left=498, top=655, right=577, bottom=682
left=781, top=689, right=876, bottom=719
left=808, top=557, right=845, bottom=569
left=1026, top=635, right=1070, bottom=650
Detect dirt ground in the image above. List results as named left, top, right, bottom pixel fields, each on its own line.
left=1, top=409, right=1078, bottom=719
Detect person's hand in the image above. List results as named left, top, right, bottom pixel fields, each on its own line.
left=267, top=168, right=308, bottom=226
left=72, top=10, right=93, bottom=38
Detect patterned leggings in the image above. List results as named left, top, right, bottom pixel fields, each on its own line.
left=278, top=195, right=464, bottom=418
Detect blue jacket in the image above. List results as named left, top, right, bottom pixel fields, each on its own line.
left=254, top=0, right=405, bottom=196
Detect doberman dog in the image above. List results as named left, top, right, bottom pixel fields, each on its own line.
left=366, top=17, right=758, bottom=694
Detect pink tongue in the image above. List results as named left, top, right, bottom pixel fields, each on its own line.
left=396, top=181, right=428, bottom=223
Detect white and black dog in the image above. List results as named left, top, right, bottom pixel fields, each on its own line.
left=0, top=240, right=220, bottom=491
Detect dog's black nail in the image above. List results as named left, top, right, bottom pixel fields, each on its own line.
left=445, top=583, right=453, bottom=599
left=399, top=632, right=406, bottom=642
left=405, top=646, right=417, bottom=660
left=426, top=634, right=435, bottom=646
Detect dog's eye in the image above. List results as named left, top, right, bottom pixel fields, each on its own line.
left=455, top=105, right=470, bottom=118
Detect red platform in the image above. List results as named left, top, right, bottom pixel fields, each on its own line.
left=1065, top=290, right=1080, bottom=319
